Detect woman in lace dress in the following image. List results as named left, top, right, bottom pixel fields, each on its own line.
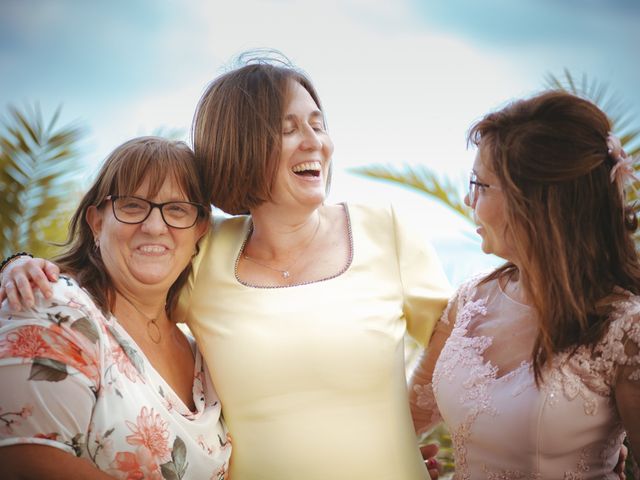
left=410, top=91, right=640, bottom=479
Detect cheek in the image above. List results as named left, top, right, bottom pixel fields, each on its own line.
left=99, top=222, right=134, bottom=255
left=280, top=138, right=297, bottom=161
left=475, top=199, right=506, bottom=232
left=474, top=200, right=490, bottom=224
left=323, top=137, right=335, bottom=157
left=175, top=232, right=198, bottom=259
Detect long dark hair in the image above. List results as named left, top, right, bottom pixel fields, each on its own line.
left=468, top=91, right=640, bottom=383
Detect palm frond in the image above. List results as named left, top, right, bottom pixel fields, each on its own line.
left=544, top=70, right=640, bottom=155
left=0, top=103, right=86, bottom=257
left=544, top=71, right=640, bottom=239
left=349, top=164, right=473, bottom=223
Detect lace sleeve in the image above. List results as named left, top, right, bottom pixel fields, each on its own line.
left=613, top=304, right=640, bottom=463
left=409, top=292, right=458, bottom=435
left=594, top=296, right=640, bottom=385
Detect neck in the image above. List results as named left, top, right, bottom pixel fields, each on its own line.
left=248, top=204, right=323, bottom=260
left=113, top=285, right=170, bottom=328
left=504, top=265, right=531, bottom=306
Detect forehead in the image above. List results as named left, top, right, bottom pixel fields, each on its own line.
left=284, top=81, right=321, bottom=115
left=473, top=146, right=496, bottom=179
left=126, top=175, right=189, bottom=200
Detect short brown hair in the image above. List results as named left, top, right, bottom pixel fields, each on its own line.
left=56, top=136, right=210, bottom=314
left=468, top=90, right=640, bottom=383
left=192, top=58, right=324, bottom=214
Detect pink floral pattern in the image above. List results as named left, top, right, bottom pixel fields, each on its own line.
left=111, top=446, right=163, bottom=480
left=113, top=343, right=146, bottom=384
left=0, top=277, right=230, bottom=478
left=0, top=325, right=50, bottom=357
left=125, top=407, right=170, bottom=462
left=431, top=276, right=640, bottom=479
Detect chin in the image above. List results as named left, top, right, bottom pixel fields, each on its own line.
left=480, top=241, right=492, bottom=255
left=133, top=270, right=176, bottom=287
left=299, top=192, right=326, bottom=208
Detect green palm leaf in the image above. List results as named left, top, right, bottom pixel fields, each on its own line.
left=0, top=104, right=85, bottom=257
left=349, top=163, right=473, bottom=223
left=544, top=69, right=640, bottom=156
left=546, top=70, right=640, bottom=252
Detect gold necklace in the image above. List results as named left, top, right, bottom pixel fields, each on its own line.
left=116, top=290, right=166, bottom=344
left=243, top=215, right=322, bottom=280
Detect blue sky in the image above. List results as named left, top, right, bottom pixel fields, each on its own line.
left=2, top=0, right=639, bottom=284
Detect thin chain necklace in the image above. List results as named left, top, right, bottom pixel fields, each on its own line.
left=242, top=215, right=322, bottom=280
left=116, top=290, right=166, bottom=344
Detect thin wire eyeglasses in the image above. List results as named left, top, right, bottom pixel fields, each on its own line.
left=468, top=172, right=500, bottom=207
left=104, top=195, right=205, bottom=229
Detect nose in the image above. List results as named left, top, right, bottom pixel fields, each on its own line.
left=300, top=125, right=322, bottom=151
left=141, top=206, right=168, bottom=234
left=464, top=192, right=471, bottom=208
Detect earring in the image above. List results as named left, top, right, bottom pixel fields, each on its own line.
left=94, top=238, right=100, bottom=250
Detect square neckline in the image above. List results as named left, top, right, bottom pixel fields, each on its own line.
left=232, top=203, right=354, bottom=289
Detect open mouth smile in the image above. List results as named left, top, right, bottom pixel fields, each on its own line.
left=136, top=245, right=169, bottom=255
left=292, top=161, right=321, bottom=178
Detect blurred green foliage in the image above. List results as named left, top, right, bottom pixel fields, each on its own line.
left=0, top=104, right=85, bottom=258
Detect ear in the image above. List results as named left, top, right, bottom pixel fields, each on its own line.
left=195, top=217, right=210, bottom=242
left=86, top=205, right=104, bottom=240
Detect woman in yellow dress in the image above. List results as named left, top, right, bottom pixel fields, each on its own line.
left=0, top=56, right=450, bottom=479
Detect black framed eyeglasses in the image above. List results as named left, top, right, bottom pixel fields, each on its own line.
left=104, top=195, right=205, bottom=229
left=468, top=172, right=499, bottom=207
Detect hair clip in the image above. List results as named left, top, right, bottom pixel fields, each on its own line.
left=607, top=133, right=639, bottom=198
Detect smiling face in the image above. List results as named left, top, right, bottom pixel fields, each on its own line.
left=464, top=146, right=517, bottom=262
left=269, top=80, right=334, bottom=210
left=87, top=177, right=206, bottom=296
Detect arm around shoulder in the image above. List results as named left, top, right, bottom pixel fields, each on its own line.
left=0, top=255, right=59, bottom=310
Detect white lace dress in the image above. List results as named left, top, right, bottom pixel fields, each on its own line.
left=412, top=276, right=640, bottom=480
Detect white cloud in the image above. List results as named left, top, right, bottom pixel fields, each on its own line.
left=4, top=0, right=564, bottom=280
left=125, top=0, right=539, bottom=177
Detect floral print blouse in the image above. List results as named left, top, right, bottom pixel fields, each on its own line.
left=0, top=276, right=230, bottom=479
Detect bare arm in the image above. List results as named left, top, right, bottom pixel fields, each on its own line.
left=0, top=256, right=59, bottom=309
left=0, top=445, right=115, bottom=480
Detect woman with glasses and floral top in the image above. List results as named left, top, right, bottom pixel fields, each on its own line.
left=410, top=91, right=640, bottom=478
left=0, top=137, right=231, bottom=479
